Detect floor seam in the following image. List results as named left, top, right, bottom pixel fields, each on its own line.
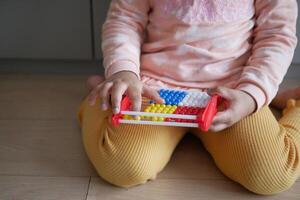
left=85, top=176, right=92, bottom=200
left=0, top=174, right=92, bottom=178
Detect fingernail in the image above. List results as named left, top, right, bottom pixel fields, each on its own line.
left=101, top=103, right=108, bottom=110
left=113, top=106, right=119, bottom=113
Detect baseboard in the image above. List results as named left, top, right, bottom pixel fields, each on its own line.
left=0, top=59, right=299, bottom=79
left=0, top=59, right=103, bottom=75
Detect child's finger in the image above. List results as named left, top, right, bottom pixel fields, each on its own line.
left=212, top=109, right=233, bottom=126
left=128, top=88, right=142, bottom=112
left=99, top=82, right=113, bottom=110
left=209, top=123, right=228, bottom=132
left=209, top=87, right=234, bottom=101
left=88, top=87, right=100, bottom=106
left=110, top=83, right=128, bottom=114
left=142, top=86, right=165, bottom=104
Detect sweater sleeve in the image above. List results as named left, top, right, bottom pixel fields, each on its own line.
left=235, top=0, right=298, bottom=111
left=101, top=0, right=150, bottom=79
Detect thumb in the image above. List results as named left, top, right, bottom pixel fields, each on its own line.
left=142, top=85, right=165, bottom=104
left=208, top=87, right=233, bottom=101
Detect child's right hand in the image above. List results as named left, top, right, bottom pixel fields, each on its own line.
left=88, top=71, right=164, bottom=114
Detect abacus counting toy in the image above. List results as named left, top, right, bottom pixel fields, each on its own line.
left=111, top=89, right=222, bottom=131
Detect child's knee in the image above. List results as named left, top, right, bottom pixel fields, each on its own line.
left=85, top=128, right=164, bottom=188
left=95, top=154, right=159, bottom=188
left=224, top=147, right=299, bottom=195
left=99, top=167, right=156, bottom=188
left=241, top=171, right=297, bottom=195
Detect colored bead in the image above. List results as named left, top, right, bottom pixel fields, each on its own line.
left=135, top=116, right=141, bottom=121
left=152, top=117, right=158, bottom=121
left=149, top=100, right=155, bottom=104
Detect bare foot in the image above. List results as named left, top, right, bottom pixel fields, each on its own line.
left=271, top=87, right=300, bottom=109
left=86, top=75, right=104, bottom=91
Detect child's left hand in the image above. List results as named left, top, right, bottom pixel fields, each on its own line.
left=209, top=87, right=257, bottom=132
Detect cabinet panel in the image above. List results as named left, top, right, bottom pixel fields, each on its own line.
left=292, top=8, right=300, bottom=64
left=93, top=0, right=110, bottom=60
left=0, top=0, right=92, bottom=60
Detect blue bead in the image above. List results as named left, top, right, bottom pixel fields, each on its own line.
left=149, top=100, right=155, bottom=104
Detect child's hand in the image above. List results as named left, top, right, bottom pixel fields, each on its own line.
left=88, top=71, right=164, bottom=114
left=209, top=87, right=256, bottom=132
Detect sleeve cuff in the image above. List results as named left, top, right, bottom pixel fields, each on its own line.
left=236, top=83, right=266, bottom=112
left=105, top=60, right=140, bottom=79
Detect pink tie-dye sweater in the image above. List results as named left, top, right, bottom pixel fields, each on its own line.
left=101, top=0, right=298, bottom=110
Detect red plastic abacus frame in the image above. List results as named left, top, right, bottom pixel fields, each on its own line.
left=111, top=92, right=223, bottom=132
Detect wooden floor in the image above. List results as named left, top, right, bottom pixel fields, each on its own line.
left=0, top=74, right=299, bottom=200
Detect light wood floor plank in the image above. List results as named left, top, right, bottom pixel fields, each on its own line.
left=0, top=175, right=90, bottom=200
left=0, top=74, right=87, bottom=120
left=0, top=120, right=97, bottom=176
left=87, top=177, right=300, bottom=200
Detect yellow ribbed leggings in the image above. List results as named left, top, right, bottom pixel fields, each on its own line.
left=78, top=98, right=300, bottom=195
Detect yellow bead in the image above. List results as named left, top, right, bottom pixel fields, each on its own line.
left=124, top=115, right=133, bottom=120
left=152, top=117, right=158, bottom=121
left=134, top=116, right=141, bottom=121
left=150, top=104, right=155, bottom=107
left=162, top=105, right=166, bottom=108
left=158, top=117, right=164, bottom=121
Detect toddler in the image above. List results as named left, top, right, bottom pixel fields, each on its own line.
left=78, top=0, right=300, bottom=195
